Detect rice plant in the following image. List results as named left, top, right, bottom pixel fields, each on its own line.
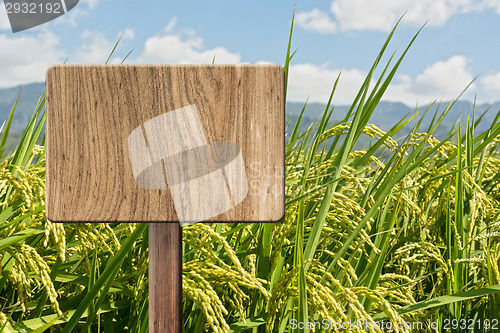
left=1, top=10, right=499, bottom=333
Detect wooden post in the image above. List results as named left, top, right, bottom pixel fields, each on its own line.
left=149, top=223, right=183, bottom=332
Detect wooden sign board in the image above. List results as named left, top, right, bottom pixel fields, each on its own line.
left=45, top=65, right=285, bottom=223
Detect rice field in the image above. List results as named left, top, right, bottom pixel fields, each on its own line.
left=1, top=13, right=500, bottom=333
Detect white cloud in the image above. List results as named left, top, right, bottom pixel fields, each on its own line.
left=296, top=9, right=337, bottom=33
left=287, top=64, right=369, bottom=104
left=415, top=56, right=474, bottom=95
left=53, top=0, right=101, bottom=27
left=297, top=0, right=498, bottom=33
left=483, top=0, right=500, bottom=14
left=134, top=25, right=241, bottom=64
left=69, top=30, right=115, bottom=64
left=0, top=3, right=12, bottom=30
left=81, top=0, right=101, bottom=10
left=65, top=22, right=241, bottom=65
left=0, top=18, right=241, bottom=88
left=287, top=56, right=475, bottom=105
left=385, top=55, right=475, bottom=103
left=480, top=71, right=500, bottom=101
left=53, top=7, right=85, bottom=27
left=119, top=28, right=135, bottom=40
left=0, top=33, right=63, bottom=87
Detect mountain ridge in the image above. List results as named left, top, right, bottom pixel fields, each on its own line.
left=1, top=82, right=499, bottom=137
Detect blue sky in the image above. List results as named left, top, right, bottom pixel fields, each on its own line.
left=1, top=0, right=500, bottom=105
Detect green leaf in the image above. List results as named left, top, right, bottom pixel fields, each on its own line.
left=61, top=223, right=147, bottom=333
left=373, top=285, right=500, bottom=320
left=228, top=314, right=267, bottom=332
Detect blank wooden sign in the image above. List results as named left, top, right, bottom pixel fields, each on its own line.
left=45, top=65, right=285, bottom=223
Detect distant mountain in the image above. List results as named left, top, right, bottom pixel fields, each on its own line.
left=0, top=83, right=46, bottom=133
left=286, top=100, right=500, bottom=140
left=1, top=82, right=499, bottom=144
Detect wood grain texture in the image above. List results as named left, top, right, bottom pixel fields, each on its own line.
left=46, top=65, right=285, bottom=223
left=149, top=223, right=182, bottom=332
